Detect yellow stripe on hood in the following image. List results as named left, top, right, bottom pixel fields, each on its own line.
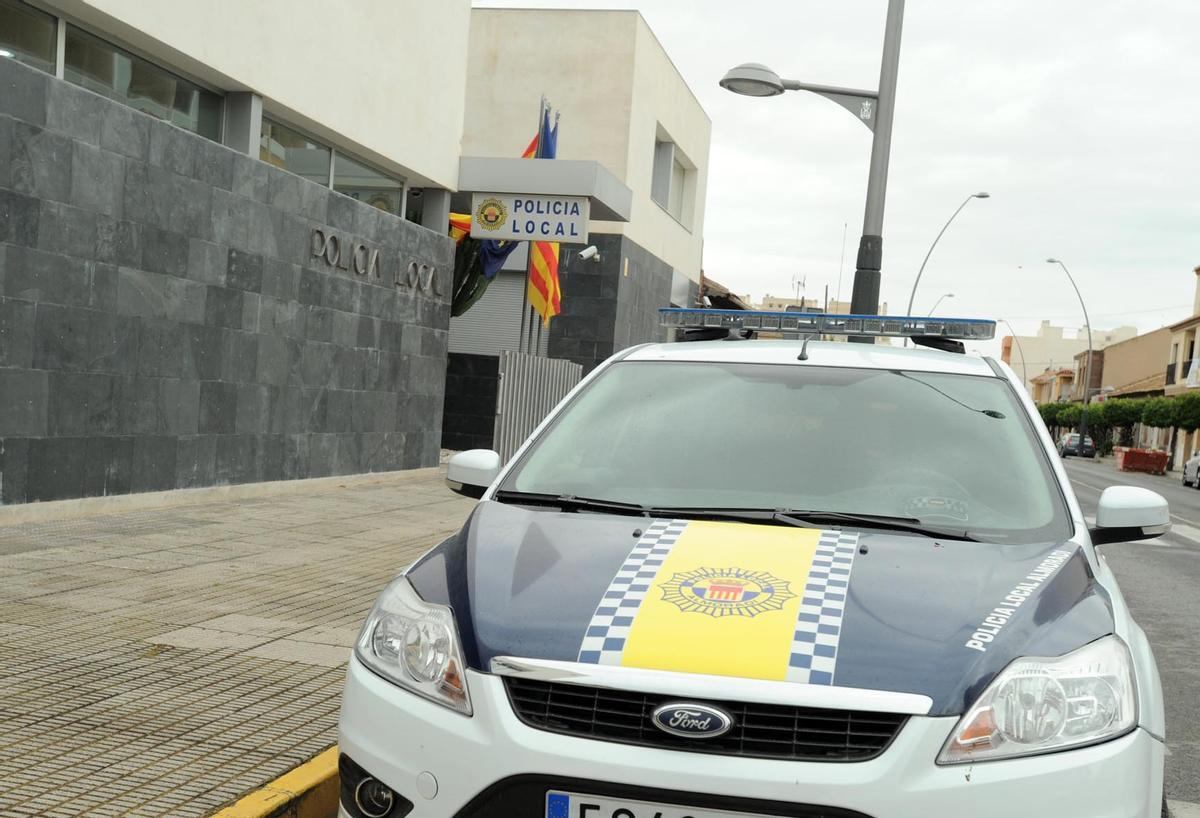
left=619, top=521, right=820, bottom=681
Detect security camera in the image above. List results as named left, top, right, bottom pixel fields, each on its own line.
left=577, top=245, right=600, bottom=262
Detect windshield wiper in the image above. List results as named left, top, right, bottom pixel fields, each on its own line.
left=774, top=510, right=979, bottom=542
left=492, top=489, right=650, bottom=517
left=647, top=506, right=978, bottom=541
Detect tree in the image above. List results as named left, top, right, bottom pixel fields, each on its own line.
left=1038, top=403, right=1062, bottom=433
left=1103, top=398, right=1145, bottom=446
left=1084, top=401, right=1112, bottom=453
left=1142, top=395, right=1184, bottom=469
left=1057, top=403, right=1082, bottom=430
left=1175, top=391, right=1200, bottom=433
left=1141, top=396, right=1180, bottom=430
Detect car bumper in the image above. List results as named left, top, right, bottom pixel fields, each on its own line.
left=338, top=656, right=1164, bottom=818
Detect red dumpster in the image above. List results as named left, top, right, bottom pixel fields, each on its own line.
left=1118, top=449, right=1168, bottom=475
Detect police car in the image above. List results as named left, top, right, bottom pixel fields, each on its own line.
left=338, top=310, right=1168, bottom=818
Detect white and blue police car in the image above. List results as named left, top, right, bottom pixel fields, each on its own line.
left=338, top=310, right=1168, bottom=818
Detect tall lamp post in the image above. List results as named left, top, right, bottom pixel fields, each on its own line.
left=720, top=0, right=905, bottom=340
left=1047, top=258, right=1093, bottom=441
left=999, top=318, right=1029, bottom=388
left=928, top=292, right=954, bottom=315
left=904, top=192, right=990, bottom=317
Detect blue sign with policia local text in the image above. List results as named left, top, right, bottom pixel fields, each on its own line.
left=469, top=192, right=590, bottom=241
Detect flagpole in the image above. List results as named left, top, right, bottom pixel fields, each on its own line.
left=535, top=109, right=562, bottom=356
left=518, top=96, right=545, bottom=354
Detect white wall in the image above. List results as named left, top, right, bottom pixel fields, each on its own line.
left=462, top=9, right=710, bottom=281
left=463, top=9, right=635, bottom=181
left=46, top=0, right=470, bottom=189
left=622, top=14, right=709, bottom=282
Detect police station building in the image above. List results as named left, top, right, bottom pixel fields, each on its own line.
left=0, top=0, right=710, bottom=503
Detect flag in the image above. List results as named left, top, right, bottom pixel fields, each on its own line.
left=448, top=213, right=472, bottom=244
left=450, top=213, right=517, bottom=278
left=447, top=213, right=520, bottom=318
left=521, top=131, right=539, bottom=159
left=479, top=239, right=518, bottom=280
left=526, top=107, right=562, bottom=326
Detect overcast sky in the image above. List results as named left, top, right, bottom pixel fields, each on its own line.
left=477, top=1, right=1200, bottom=357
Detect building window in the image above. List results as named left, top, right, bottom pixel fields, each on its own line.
left=650, top=129, right=695, bottom=228
left=260, top=118, right=331, bottom=186
left=334, top=151, right=403, bottom=215
left=63, top=26, right=221, bottom=141
left=0, top=0, right=57, bottom=75
left=260, top=117, right=405, bottom=216
left=668, top=155, right=687, bottom=221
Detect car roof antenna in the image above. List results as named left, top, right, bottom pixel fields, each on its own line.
left=797, top=337, right=811, bottom=361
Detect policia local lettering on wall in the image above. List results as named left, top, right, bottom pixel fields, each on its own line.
left=310, top=228, right=443, bottom=295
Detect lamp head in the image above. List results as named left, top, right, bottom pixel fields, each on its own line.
left=973, top=192, right=990, bottom=199
left=1046, top=258, right=1060, bottom=264
left=720, top=63, right=785, bottom=97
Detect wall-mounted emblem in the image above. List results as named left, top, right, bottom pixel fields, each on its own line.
left=474, top=197, right=508, bottom=232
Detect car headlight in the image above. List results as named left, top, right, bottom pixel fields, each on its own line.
left=937, top=635, right=1136, bottom=764
left=355, top=576, right=472, bottom=715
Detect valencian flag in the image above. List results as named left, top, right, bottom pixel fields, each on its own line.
left=526, top=107, right=562, bottom=326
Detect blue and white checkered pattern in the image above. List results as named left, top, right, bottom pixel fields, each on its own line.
left=785, top=529, right=860, bottom=685
left=577, top=519, right=688, bottom=665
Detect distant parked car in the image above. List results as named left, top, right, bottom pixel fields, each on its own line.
left=1059, top=433, right=1096, bottom=458
left=1183, top=452, right=1200, bottom=488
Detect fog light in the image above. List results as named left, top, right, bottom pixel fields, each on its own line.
left=354, top=777, right=396, bottom=818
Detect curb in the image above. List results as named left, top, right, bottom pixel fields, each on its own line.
left=210, top=745, right=339, bottom=818
left=0, top=467, right=446, bottom=525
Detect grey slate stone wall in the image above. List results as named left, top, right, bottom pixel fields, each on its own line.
left=613, top=235, right=672, bottom=354
left=0, top=58, right=454, bottom=504
left=547, top=233, right=671, bottom=374
left=441, top=353, right=499, bottom=452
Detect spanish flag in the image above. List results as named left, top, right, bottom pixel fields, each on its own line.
left=521, top=132, right=539, bottom=159
left=448, top=213, right=472, bottom=245
left=524, top=108, right=562, bottom=326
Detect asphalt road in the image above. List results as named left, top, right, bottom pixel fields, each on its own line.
left=1061, top=457, right=1200, bottom=807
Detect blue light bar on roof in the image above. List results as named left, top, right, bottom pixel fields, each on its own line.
left=659, top=308, right=996, bottom=340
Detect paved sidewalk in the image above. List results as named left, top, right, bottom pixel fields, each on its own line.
left=0, top=468, right=473, bottom=817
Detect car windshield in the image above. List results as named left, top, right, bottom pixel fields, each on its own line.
left=502, top=360, right=1071, bottom=542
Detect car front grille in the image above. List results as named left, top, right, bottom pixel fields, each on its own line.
left=503, top=677, right=907, bottom=762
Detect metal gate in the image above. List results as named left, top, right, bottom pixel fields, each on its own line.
left=493, top=350, right=583, bottom=463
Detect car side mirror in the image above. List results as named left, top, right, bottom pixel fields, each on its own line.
left=1090, top=486, right=1170, bottom=545
left=446, top=449, right=501, bottom=499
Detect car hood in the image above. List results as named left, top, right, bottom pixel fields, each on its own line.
left=408, top=501, right=1113, bottom=716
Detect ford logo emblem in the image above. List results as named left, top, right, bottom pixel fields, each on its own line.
left=651, top=702, right=733, bottom=739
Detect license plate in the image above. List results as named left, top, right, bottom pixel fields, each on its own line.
left=546, top=790, right=771, bottom=818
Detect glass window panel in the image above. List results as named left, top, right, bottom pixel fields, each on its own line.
left=63, top=25, right=221, bottom=141
left=259, top=118, right=331, bottom=186
left=668, top=157, right=686, bottom=221
left=650, top=140, right=671, bottom=207
left=333, top=151, right=403, bottom=215
left=0, top=0, right=57, bottom=75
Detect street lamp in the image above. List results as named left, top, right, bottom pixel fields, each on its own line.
left=928, top=292, right=954, bottom=315
left=720, top=0, right=905, bottom=338
left=904, top=192, right=990, bottom=318
left=999, top=318, right=1029, bottom=388
left=1047, top=258, right=1093, bottom=442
